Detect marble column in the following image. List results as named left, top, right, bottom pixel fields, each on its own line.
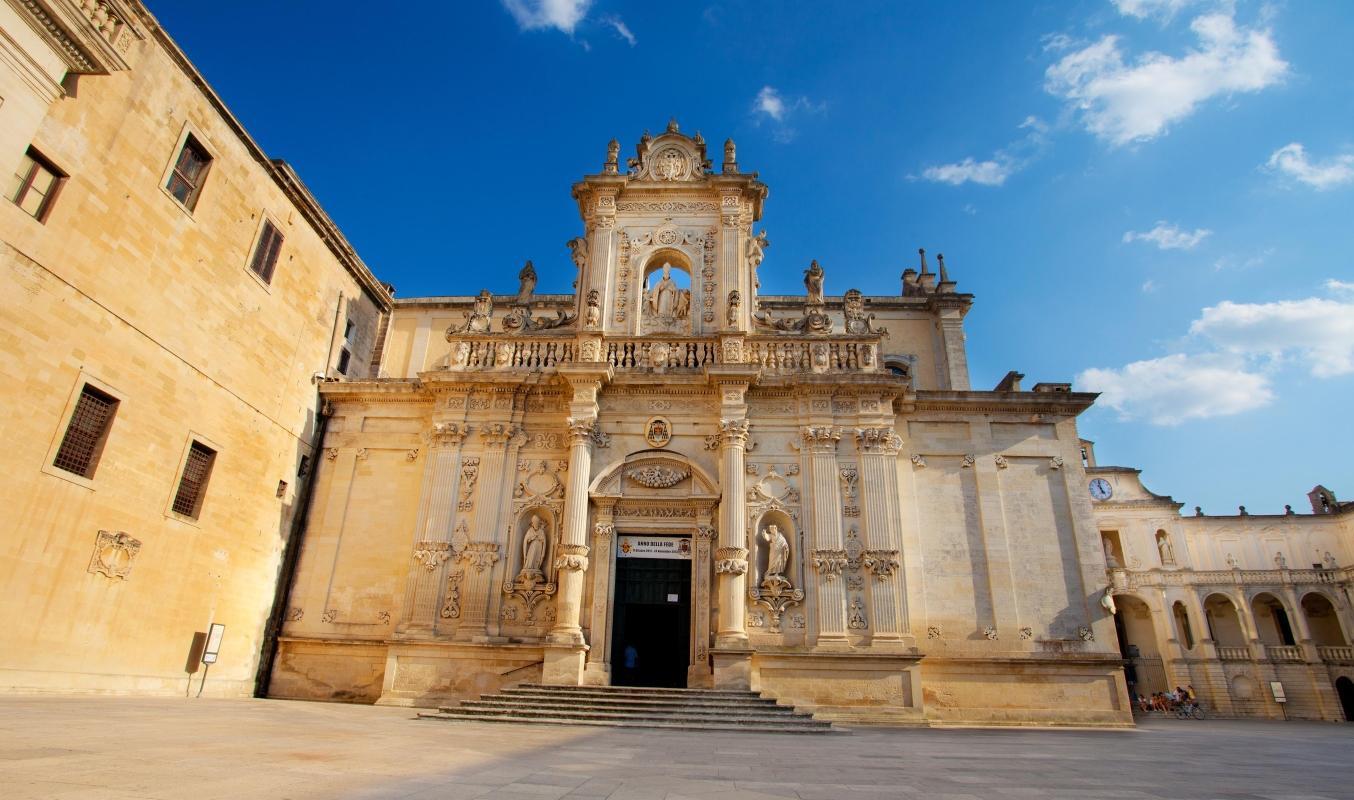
left=803, top=426, right=848, bottom=645
left=549, top=417, right=595, bottom=645
left=855, top=426, right=905, bottom=643
left=714, top=418, right=751, bottom=647
left=455, top=423, right=516, bottom=640
left=397, top=422, right=469, bottom=635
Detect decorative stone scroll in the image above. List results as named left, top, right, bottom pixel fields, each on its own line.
left=848, top=598, right=868, bottom=630
left=440, top=568, right=466, bottom=618
left=88, top=530, right=141, bottom=580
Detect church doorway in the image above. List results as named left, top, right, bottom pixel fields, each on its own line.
left=610, top=549, right=691, bottom=688
left=1336, top=677, right=1354, bottom=722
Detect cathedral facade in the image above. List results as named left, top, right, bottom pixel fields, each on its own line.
left=270, top=125, right=1134, bottom=726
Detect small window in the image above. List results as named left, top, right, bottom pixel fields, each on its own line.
left=336, top=347, right=352, bottom=375
left=171, top=441, right=217, bottom=519
left=8, top=148, right=65, bottom=222
left=248, top=219, right=284, bottom=283
left=53, top=385, right=119, bottom=478
left=344, top=317, right=355, bottom=340
left=166, top=135, right=212, bottom=210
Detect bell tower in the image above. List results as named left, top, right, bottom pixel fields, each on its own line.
left=570, top=120, right=769, bottom=339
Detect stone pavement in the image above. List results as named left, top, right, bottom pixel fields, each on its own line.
left=0, top=696, right=1349, bottom=799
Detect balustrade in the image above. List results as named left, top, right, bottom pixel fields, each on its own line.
left=1215, top=646, right=1251, bottom=661
left=1317, top=645, right=1354, bottom=664
left=1265, top=645, right=1304, bottom=662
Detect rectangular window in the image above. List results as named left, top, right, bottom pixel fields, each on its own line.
left=336, top=347, right=351, bottom=375
left=171, top=441, right=217, bottom=518
left=52, top=385, right=119, bottom=478
left=165, top=135, right=212, bottom=210
left=248, top=219, right=284, bottom=283
left=343, top=317, right=355, bottom=340
left=8, top=148, right=65, bottom=222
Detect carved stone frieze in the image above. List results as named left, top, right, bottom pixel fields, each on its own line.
left=961, top=454, right=976, bottom=468
left=984, top=626, right=999, bottom=640
left=1050, top=455, right=1065, bottom=470
left=695, top=524, right=717, bottom=541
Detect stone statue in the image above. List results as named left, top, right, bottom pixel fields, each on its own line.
left=1157, top=534, right=1175, bottom=564
left=516, top=260, right=537, bottom=306
left=1274, top=551, right=1287, bottom=569
left=1100, top=588, right=1117, bottom=615
left=1102, top=536, right=1120, bottom=568
left=567, top=236, right=588, bottom=271
left=518, top=515, right=548, bottom=583
left=467, top=289, right=493, bottom=333
left=761, top=524, right=791, bottom=589
left=585, top=289, right=601, bottom=327
left=746, top=229, right=769, bottom=268
left=647, top=264, right=689, bottom=320
left=726, top=290, right=741, bottom=325
left=804, top=259, right=824, bottom=305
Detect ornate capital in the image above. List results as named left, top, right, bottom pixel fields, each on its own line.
left=554, top=543, right=590, bottom=572
left=800, top=426, right=842, bottom=453
left=811, top=549, right=849, bottom=579
left=566, top=417, right=596, bottom=447
left=715, top=546, right=749, bottom=575
left=429, top=422, right=470, bottom=448
left=854, top=427, right=902, bottom=455
left=593, top=522, right=615, bottom=542
left=717, top=418, right=750, bottom=449
left=479, top=423, right=521, bottom=448
left=412, top=541, right=452, bottom=571
left=695, top=524, right=717, bottom=541
left=458, top=541, right=501, bottom=572
left=862, top=549, right=900, bottom=580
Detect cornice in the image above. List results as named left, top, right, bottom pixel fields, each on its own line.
left=912, top=389, right=1096, bottom=416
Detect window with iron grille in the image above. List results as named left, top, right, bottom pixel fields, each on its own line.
left=248, top=219, right=284, bottom=283
left=336, top=347, right=351, bottom=375
left=53, top=385, right=119, bottom=478
left=171, top=441, right=217, bottom=518
left=165, top=135, right=212, bottom=210
left=8, top=148, right=65, bottom=222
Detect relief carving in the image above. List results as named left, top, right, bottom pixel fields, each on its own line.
left=627, top=465, right=690, bottom=489
left=810, top=549, right=849, bottom=579
left=459, top=542, right=500, bottom=573
left=440, top=568, right=466, bottom=618
left=412, top=541, right=452, bottom=571
left=88, top=530, right=141, bottom=580
left=862, top=549, right=900, bottom=580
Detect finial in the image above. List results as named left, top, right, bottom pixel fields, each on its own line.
left=937, top=253, right=950, bottom=283
left=918, top=248, right=930, bottom=275
left=640, top=129, right=651, bottom=145
left=604, top=139, right=619, bottom=174
left=694, top=131, right=704, bottom=146
left=1194, top=506, right=1203, bottom=516
left=723, top=138, right=738, bottom=174
left=1238, top=505, right=1247, bottom=515
left=667, top=118, right=679, bottom=133
left=1284, top=504, right=1294, bottom=515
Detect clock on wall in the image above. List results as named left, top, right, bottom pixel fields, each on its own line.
left=1089, top=478, right=1113, bottom=501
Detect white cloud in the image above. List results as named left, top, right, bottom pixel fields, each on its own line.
left=1190, top=296, right=1354, bottom=377
left=1045, top=11, right=1287, bottom=145
left=918, top=116, right=1049, bottom=187
left=1078, top=353, right=1273, bottom=425
left=601, top=15, right=636, bottom=46
left=922, top=158, right=1013, bottom=187
left=501, top=0, right=591, bottom=34
left=1326, top=279, right=1354, bottom=296
left=1113, top=0, right=1200, bottom=22
left=754, top=86, right=786, bottom=122
left=1141, top=279, right=1159, bottom=293
left=1265, top=143, right=1354, bottom=190
left=1122, top=221, right=1212, bottom=250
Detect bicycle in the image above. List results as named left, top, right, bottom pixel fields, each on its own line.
left=1174, top=700, right=1204, bottom=720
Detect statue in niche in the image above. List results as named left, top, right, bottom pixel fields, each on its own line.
left=647, top=264, right=686, bottom=319
left=760, top=523, right=791, bottom=590
left=585, top=289, right=601, bottom=327
left=1156, top=534, right=1175, bottom=564
left=726, top=290, right=741, bottom=326
left=518, top=515, right=549, bottom=585
left=804, top=259, right=825, bottom=306
left=516, top=260, right=537, bottom=306
left=1102, top=536, right=1120, bottom=568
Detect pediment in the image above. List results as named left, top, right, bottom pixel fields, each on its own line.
left=590, top=450, right=718, bottom=500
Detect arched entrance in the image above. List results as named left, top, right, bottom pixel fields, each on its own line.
left=1113, top=594, right=1167, bottom=697
left=1251, top=592, right=1297, bottom=646
left=1301, top=592, right=1348, bottom=646
left=1337, top=677, right=1354, bottom=722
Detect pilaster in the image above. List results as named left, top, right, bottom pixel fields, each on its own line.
left=803, top=425, right=849, bottom=646
left=455, top=423, right=517, bottom=640
left=855, top=426, right=907, bottom=644
left=397, top=422, right=469, bottom=635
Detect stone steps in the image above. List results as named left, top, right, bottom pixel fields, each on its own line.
left=417, top=683, right=835, bottom=734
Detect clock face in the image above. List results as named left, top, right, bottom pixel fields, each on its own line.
left=1089, top=478, right=1113, bottom=501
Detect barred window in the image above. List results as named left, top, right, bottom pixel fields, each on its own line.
left=8, top=148, right=65, bottom=222
left=53, top=385, right=119, bottom=478
left=249, top=220, right=284, bottom=283
left=166, top=135, right=212, bottom=210
left=171, top=441, right=217, bottom=518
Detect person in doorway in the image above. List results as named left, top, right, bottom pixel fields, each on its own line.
left=623, top=644, right=639, bottom=672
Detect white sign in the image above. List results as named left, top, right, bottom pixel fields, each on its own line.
left=617, top=535, right=692, bottom=560
left=1270, top=681, right=1286, bottom=703
left=202, top=623, right=225, bottom=665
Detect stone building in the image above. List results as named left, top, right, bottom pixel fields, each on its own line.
left=0, top=1, right=389, bottom=696
left=1088, top=453, right=1354, bottom=721
left=270, top=123, right=1136, bottom=726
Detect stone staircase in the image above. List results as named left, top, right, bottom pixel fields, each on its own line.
left=417, top=683, right=835, bottom=733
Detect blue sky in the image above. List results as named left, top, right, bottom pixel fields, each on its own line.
left=153, top=1, right=1353, bottom=514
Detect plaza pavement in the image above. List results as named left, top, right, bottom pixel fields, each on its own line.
left=0, top=696, right=1349, bottom=799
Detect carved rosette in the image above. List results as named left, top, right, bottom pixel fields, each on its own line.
left=810, top=549, right=849, bottom=579
left=862, top=549, right=900, bottom=580
left=459, top=542, right=500, bottom=573
left=853, top=427, right=902, bottom=455
left=715, top=546, right=749, bottom=575
left=716, top=418, right=750, bottom=449
left=566, top=417, right=596, bottom=448
left=412, top=541, right=452, bottom=571
left=553, top=543, right=590, bottom=572
left=428, top=422, right=470, bottom=448
left=799, top=426, right=842, bottom=453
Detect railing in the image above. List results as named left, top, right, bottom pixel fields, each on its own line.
left=1317, top=645, right=1354, bottom=664
left=445, top=334, right=887, bottom=376
left=1112, top=566, right=1352, bottom=590
left=1265, top=645, right=1304, bottom=662
left=1216, top=646, right=1251, bottom=661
